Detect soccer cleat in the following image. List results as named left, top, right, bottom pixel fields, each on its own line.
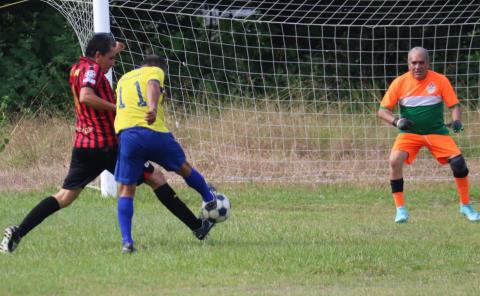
left=395, top=206, right=409, bottom=223
left=121, top=243, right=136, bottom=254
left=192, top=219, right=215, bottom=240
left=459, top=204, right=480, bottom=222
left=0, top=226, right=21, bottom=254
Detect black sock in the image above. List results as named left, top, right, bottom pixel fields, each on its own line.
left=390, top=178, right=404, bottom=193
left=18, top=196, right=60, bottom=237
left=154, top=184, right=202, bottom=230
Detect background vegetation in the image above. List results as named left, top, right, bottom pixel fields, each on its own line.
left=0, top=1, right=80, bottom=115
left=2, top=1, right=480, bottom=117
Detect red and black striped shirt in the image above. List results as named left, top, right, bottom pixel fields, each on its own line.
left=69, top=56, right=117, bottom=148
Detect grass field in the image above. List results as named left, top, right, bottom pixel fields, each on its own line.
left=1, top=183, right=480, bottom=295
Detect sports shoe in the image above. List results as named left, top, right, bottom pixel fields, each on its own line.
left=121, top=243, right=136, bottom=254
left=460, top=204, right=480, bottom=222
left=0, top=226, right=21, bottom=254
left=192, top=219, right=215, bottom=240
left=395, top=206, right=409, bottom=223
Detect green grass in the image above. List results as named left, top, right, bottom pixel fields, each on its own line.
left=1, top=183, right=480, bottom=295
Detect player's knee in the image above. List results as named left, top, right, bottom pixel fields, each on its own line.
left=146, top=170, right=167, bottom=189
left=389, top=156, right=403, bottom=170
left=449, top=155, right=469, bottom=178
left=119, top=184, right=136, bottom=197
left=154, top=171, right=167, bottom=184
left=53, top=189, right=78, bottom=208
left=176, top=162, right=192, bottom=178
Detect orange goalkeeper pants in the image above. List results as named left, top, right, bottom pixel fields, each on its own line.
left=391, top=133, right=461, bottom=165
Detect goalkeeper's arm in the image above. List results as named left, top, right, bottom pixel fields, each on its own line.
left=378, top=108, right=414, bottom=130
left=378, top=107, right=397, bottom=126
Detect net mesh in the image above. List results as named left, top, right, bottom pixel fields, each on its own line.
left=42, top=0, right=480, bottom=183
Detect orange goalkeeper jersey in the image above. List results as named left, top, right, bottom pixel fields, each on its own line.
left=380, top=70, right=459, bottom=135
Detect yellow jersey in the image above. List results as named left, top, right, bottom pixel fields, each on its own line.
left=114, top=66, right=168, bottom=133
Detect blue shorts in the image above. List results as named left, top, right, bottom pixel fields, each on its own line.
left=115, top=127, right=186, bottom=185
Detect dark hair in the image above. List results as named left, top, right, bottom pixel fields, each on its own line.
left=85, top=33, right=116, bottom=58
left=141, top=54, right=167, bottom=72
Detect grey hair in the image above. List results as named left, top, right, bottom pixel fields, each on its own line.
left=408, top=47, right=429, bottom=63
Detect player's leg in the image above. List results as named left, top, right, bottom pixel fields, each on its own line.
left=0, top=190, right=67, bottom=254
left=389, top=133, right=423, bottom=223
left=148, top=131, right=217, bottom=209
left=389, top=150, right=409, bottom=223
left=1, top=148, right=104, bottom=253
left=114, top=129, right=147, bottom=252
left=146, top=130, right=217, bottom=239
left=117, top=183, right=136, bottom=253
left=143, top=168, right=204, bottom=233
left=147, top=170, right=215, bottom=240
left=176, top=162, right=216, bottom=210
left=427, top=135, right=480, bottom=221
left=449, top=155, right=470, bottom=203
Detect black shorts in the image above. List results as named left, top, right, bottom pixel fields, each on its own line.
left=62, top=147, right=154, bottom=190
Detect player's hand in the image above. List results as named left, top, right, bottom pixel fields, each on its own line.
left=450, top=120, right=464, bottom=133
left=393, top=118, right=414, bottom=130
left=145, top=109, right=157, bottom=125
left=115, top=41, right=125, bottom=54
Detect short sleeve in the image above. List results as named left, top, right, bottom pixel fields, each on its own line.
left=144, top=67, right=165, bottom=88
left=80, top=64, right=101, bottom=89
left=380, top=78, right=400, bottom=110
left=441, top=75, right=459, bottom=108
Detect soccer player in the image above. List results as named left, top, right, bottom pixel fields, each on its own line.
left=113, top=54, right=218, bottom=252
left=0, top=34, right=210, bottom=254
left=378, top=46, right=480, bottom=223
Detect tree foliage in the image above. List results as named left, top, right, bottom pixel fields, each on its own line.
left=0, top=1, right=81, bottom=116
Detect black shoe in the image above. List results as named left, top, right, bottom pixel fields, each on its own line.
left=0, top=226, right=21, bottom=254
left=192, top=219, right=215, bottom=240
left=121, top=243, right=136, bottom=254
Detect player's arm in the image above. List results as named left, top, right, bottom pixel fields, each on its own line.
left=378, top=79, right=399, bottom=125
left=378, top=107, right=397, bottom=125
left=145, top=80, right=161, bottom=125
left=79, top=87, right=116, bottom=112
left=378, top=78, right=413, bottom=130
left=449, top=104, right=463, bottom=132
left=114, top=41, right=125, bottom=55
left=378, top=107, right=414, bottom=130
left=443, top=76, right=463, bottom=132
left=451, top=105, right=461, bottom=122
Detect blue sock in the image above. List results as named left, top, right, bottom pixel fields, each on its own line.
left=117, top=197, right=134, bottom=244
left=184, top=168, right=214, bottom=202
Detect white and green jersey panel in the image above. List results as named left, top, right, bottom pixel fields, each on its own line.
left=383, top=96, right=457, bottom=135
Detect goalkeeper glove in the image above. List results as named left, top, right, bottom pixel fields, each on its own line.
left=450, top=120, right=464, bottom=133
left=392, top=118, right=414, bottom=131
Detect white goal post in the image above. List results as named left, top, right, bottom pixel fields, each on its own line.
left=93, top=0, right=117, bottom=197
left=43, top=0, right=480, bottom=184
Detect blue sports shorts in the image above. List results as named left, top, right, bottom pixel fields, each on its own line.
left=115, top=127, right=186, bottom=184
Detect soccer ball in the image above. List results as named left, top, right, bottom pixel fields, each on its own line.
left=201, top=193, right=231, bottom=223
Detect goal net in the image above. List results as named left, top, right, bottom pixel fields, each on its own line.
left=43, top=0, right=480, bottom=183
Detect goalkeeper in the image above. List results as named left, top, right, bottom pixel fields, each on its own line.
left=0, top=34, right=209, bottom=254
left=378, top=46, right=480, bottom=223
left=113, top=54, right=218, bottom=253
